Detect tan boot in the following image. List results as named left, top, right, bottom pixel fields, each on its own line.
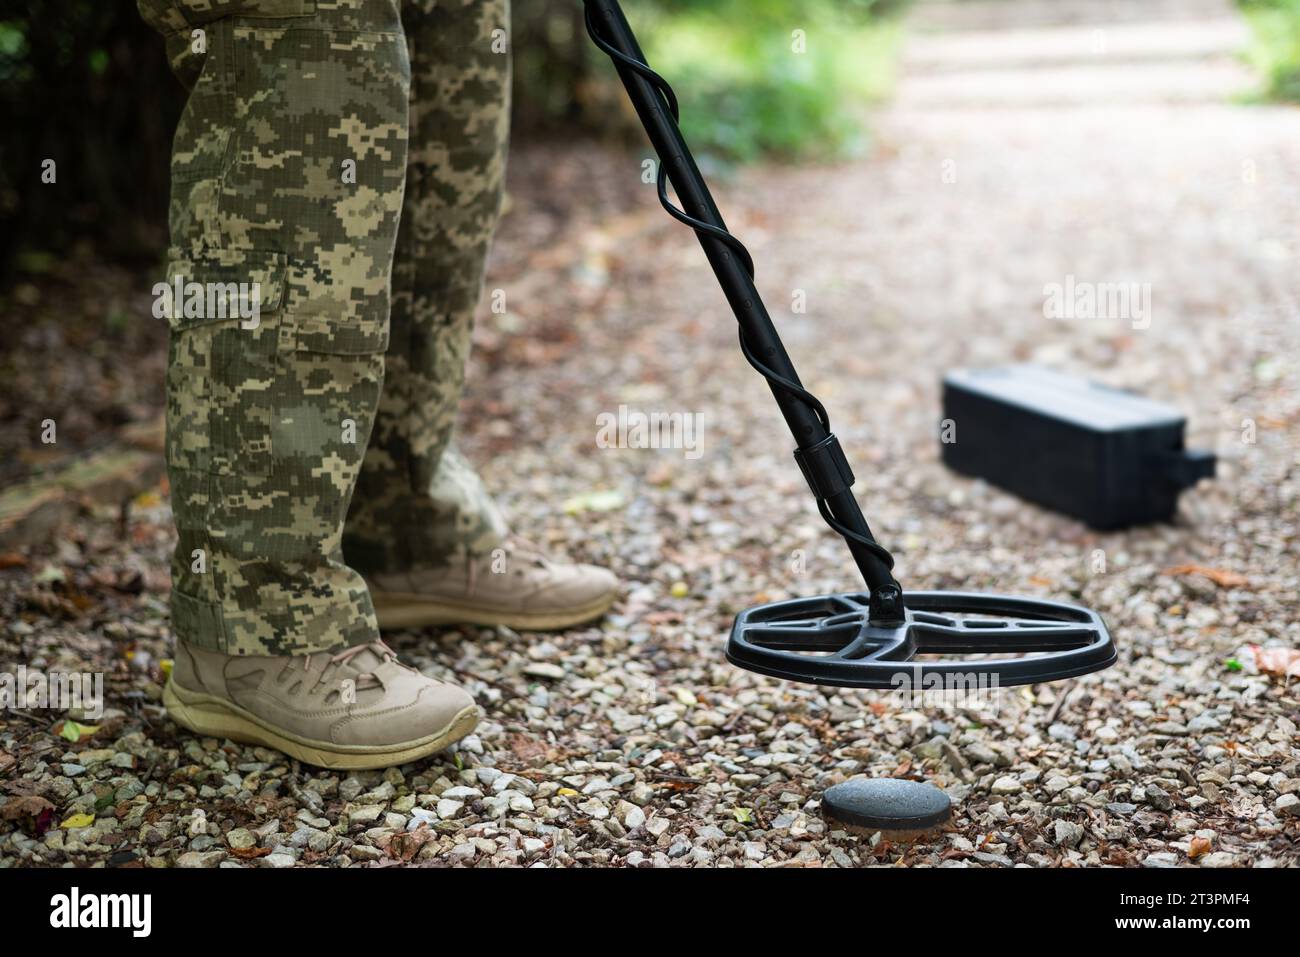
left=368, top=537, right=619, bottom=631
left=163, top=640, right=479, bottom=770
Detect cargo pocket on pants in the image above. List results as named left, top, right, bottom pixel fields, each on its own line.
left=164, top=249, right=389, bottom=653
left=162, top=249, right=287, bottom=649
left=163, top=248, right=286, bottom=477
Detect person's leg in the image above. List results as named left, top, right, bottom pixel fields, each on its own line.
left=342, top=0, right=617, bottom=630
left=342, top=0, right=511, bottom=576
left=139, top=0, right=477, bottom=766
left=146, top=0, right=410, bottom=654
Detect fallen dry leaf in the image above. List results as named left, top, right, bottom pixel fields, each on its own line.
left=377, top=826, right=432, bottom=863
left=1, top=794, right=57, bottom=834
left=1103, top=847, right=1135, bottom=866
left=1253, top=646, right=1300, bottom=680
left=1, top=795, right=54, bottom=821
left=506, top=733, right=550, bottom=765
left=1164, top=564, right=1249, bottom=588
left=229, top=845, right=272, bottom=860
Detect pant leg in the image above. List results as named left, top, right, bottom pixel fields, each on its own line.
left=342, top=0, right=511, bottom=576
left=140, top=0, right=411, bottom=655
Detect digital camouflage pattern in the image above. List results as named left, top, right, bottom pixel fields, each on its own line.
left=139, top=0, right=510, bottom=655
left=343, top=0, right=511, bottom=575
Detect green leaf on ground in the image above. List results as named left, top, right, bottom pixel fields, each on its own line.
left=562, top=489, right=626, bottom=514
left=56, top=720, right=99, bottom=743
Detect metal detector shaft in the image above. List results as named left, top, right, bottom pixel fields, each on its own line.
left=583, top=0, right=903, bottom=621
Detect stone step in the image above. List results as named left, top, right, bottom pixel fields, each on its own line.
left=895, top=58, right=1257, bottom=108
left=909, top=0, right=1239, bottom=33
left=903, top=17, right=1250, bottom=73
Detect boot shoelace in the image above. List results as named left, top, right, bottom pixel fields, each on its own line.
left=279, top=640, right=401, bottom=695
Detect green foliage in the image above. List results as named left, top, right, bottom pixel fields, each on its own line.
left=639, top=1, right=906, bottom=163
left=1239, top=0, right=1300, bottom=101
left=511, top=0, right=908, bottom=163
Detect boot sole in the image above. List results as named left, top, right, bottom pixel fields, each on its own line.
left=370, top=590, right=616, bottom=632
left=163, top=679, right=480, bottom=771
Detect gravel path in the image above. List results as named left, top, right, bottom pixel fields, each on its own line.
left=2, top=0, right=1296, bottom=868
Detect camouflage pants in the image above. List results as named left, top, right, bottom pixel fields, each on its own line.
left=139, top=0, right=509, bottom=655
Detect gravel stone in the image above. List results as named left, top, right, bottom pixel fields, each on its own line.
left=1053, top=821, right=1085, bottom=848
left=991, top=776, right=1023, bottom=796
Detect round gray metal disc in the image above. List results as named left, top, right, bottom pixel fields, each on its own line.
left=820, top=778, right=952, bottom=832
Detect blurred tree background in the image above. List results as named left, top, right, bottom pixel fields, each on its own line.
left=0, top=0, right=906, bottom=285
left=0, top=1, right=183, bottom=276
left=1240, top=0, right=1300, bottom=100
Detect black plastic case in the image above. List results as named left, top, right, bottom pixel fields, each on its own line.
left=941, top=366, right=1215, bottom=530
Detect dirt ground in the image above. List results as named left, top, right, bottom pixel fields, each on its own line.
left=1, top=0, right=1297, bottom=868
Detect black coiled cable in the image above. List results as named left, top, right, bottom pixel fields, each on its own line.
left=585, top=7, right=897, bottom=577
